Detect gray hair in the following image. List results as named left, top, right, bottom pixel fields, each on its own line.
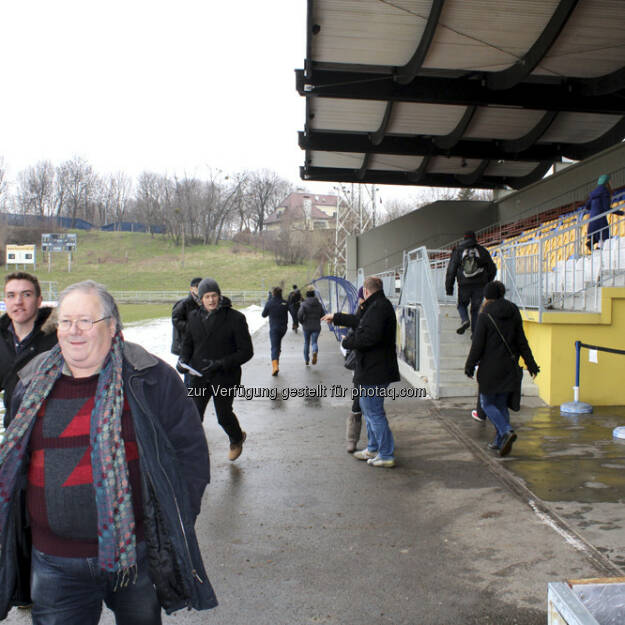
left=58, top=280, right=123, bottom=332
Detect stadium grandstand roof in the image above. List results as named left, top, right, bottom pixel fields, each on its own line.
left=296, top=0, right=625, bottom=189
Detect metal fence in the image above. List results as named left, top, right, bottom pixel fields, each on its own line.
left=109, top=290, right=268, bottom=306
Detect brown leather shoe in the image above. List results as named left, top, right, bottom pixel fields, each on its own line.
left=272, top=359, right=279, bottom=376
left=229, top=431, right=247, bottom=461
left=312, top=352, right=318, bottom=365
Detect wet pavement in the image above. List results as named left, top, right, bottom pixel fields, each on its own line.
left=438, top=400, right=625, bottom=574
left=4, top=325, right=624, bottom=624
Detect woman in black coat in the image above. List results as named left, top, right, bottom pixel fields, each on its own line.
left=465, top=281, right=539, bottom=457
left=262, top=286, right=289, bottom=376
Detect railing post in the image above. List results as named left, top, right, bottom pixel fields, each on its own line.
left=538, top=238, right=544, bottom=317
left=574, top=340, right=581, bottom=402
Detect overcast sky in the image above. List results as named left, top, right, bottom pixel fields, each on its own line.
left=0, top=1, right=419, bottom=206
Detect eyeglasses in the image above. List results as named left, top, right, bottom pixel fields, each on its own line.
left=58, top=316, right=111, bottom=332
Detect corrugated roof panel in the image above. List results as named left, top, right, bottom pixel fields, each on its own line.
left=310, top=98, right=387, bottom=132
left=423, top=0, right=559, bottom=71
left=535, top=0, right=625, bottom=78
left=539, top=113, right=623, bottom=144
left=485, top=161, right=541, bottom=176
left=311, top=0, right=431, bottom=66
left=429, top=156, right=483, bottom=173
left=368, top=154, right=423, bottom=171
left=464, top=107, right=546, bottom=140
left=310, top=151, right=365, bottom=168
left=386, top=102, right=466, bottom=135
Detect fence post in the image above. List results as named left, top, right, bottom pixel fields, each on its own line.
left=560, top=340, right=593, bottom=414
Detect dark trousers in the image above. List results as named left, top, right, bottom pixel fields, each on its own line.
left=190, top=381, right=244, bottom=443
left=457, top=284, right=485, bottom=332
left=289, top=305, right=299, bottom=328
left=269, top=326, right=287, bottom=360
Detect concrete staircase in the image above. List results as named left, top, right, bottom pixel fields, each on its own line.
left=418, top=304, right=539, bottom=399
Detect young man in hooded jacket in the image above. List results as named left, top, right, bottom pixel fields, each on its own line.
left=445, top=231, right=496, bottom=336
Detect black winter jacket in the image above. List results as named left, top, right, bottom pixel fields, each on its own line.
left=297, top=296, right=324, bottom=332
left=2, top=342, right=217, bottom=618
left=171, top=294, right=201, bottom=355
left=465, top=298, right=539, bottom=395
left=181, top=297, right=253, bottom=387
left=445, top=236, right=497, bottom=294
left=262, top=296, right=289, bottom=330
left=334, top=290, right=400, bottom=386
left=0, top=307, right=58, bottom=426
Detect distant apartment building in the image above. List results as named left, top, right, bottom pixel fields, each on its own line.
left=265, top=192, right=338, bottom=232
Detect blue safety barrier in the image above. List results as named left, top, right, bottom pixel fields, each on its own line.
left=312, top=276, right=358, bottom=342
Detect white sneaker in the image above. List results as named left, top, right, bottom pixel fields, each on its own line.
left=367, top=456, right=395, bottom=468
left=353, top=449, right=377, bottom=461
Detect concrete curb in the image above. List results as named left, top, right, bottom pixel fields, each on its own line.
left=429, top=402, right=625, bottom=578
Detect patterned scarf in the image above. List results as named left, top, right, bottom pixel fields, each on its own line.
left=0, top=331, right=136, bottom=583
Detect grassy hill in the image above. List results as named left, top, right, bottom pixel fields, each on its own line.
left=30, top=230, right=319, bottom=293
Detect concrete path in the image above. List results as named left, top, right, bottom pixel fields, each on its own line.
left=5, top=325, right=610, bottom=624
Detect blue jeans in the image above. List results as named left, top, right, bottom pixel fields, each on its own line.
left=480, top=392, right=513, bottom=447
left=303, top=329, right=320, bottom=362
left=30, top=542, right=161, bottom=625
left=359, top=384, right=394, bottom=460
left=269, top=326, right=287, bottom=360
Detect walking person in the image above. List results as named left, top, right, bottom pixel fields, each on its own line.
left=297, top=286, right=323, bottom=365
left=445, top=231, right=497, bottom=336
left=287, top=285, right=302, bottom=333
left=464, top=281, right=540, bottom=457
left=584, top=174, right=623, bottom=250
left=180, top=278, right=253, bottom=461
left=323, top=276, right=399, bottom=468
left=171, top=277, right=201, bottom=356
left=262, top=286, right=289, bottom=376
left=0, top=272, right=58, bottom=428
left=0, top=280, right=216, bottom=623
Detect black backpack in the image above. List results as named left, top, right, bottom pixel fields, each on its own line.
left=461, top=247, right=484, bottom=279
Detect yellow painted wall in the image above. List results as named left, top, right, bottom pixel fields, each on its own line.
left=522, top=288, right=625, bottom=406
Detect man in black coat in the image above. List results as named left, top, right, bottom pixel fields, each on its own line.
left=464, top=281, right=539, bottom=457
left=0, top=272, right=58, bottom=427
left=171, top=276, right=202, bottom=355
left=287, top=284, right=302, bottom=332
left=445, top=230, right=497, bottom=335
left=323, top=276, right=400, bottom=468
left=180, top=278, right=253, bottom=461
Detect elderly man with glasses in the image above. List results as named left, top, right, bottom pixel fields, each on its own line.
left=0, top=280, right=216, bottom=624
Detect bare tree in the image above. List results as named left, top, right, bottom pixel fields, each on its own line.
left=136, top=172, right=173, bottom=238
left=0, top=157, right=8, bottom=210
left=100, top=172, right=133, bottom=228
left=246, top=170, right=293, bottom=232
left=56, top=157, right=96, bottom=226
left=378, top=198, right=415, bottom=224
left=16, top=161, right=56, bottom=217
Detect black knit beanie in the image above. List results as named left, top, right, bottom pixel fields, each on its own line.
left=198, top=278, right=221, bottom=299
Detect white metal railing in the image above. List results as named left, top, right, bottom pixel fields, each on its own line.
left=491, top=206, right=625, bottom=315
left=109, top=290, right=267, bottom=305
left=400, top=246, right=441, bottom=398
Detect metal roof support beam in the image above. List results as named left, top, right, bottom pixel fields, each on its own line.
left=296, top=69, right=625, bottom=115
left=434, top=105, right=477, bottom=150
left=356, top=154, right=371, bottom=181
left=407, top=155, right=431, bottom=184
left=506, top=161, right=553, bottom=190
left=370, top=102, right=394, bottom=146
left=394, top=0, right=445, bottom=86
left=562, top=116, right=625, bottom=161
left=301, top=166, right=516, bottom=189
left=486, top=0, right=580, bottom=90
left=577, top=66, right=625, bottom=97
left=298, top=130, right=565, bottom=162
left=501, top=111, right=558, bottom=153
left=455, top=160, right=490, bottom=186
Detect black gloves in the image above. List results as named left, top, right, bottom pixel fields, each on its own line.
left=446, top=289, right=453, bottom=297
left=176, top=358, right=187, bottom=374
left=528, top=364, right=540, bottom=377
left=465, top=366, right=474, bottom=378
